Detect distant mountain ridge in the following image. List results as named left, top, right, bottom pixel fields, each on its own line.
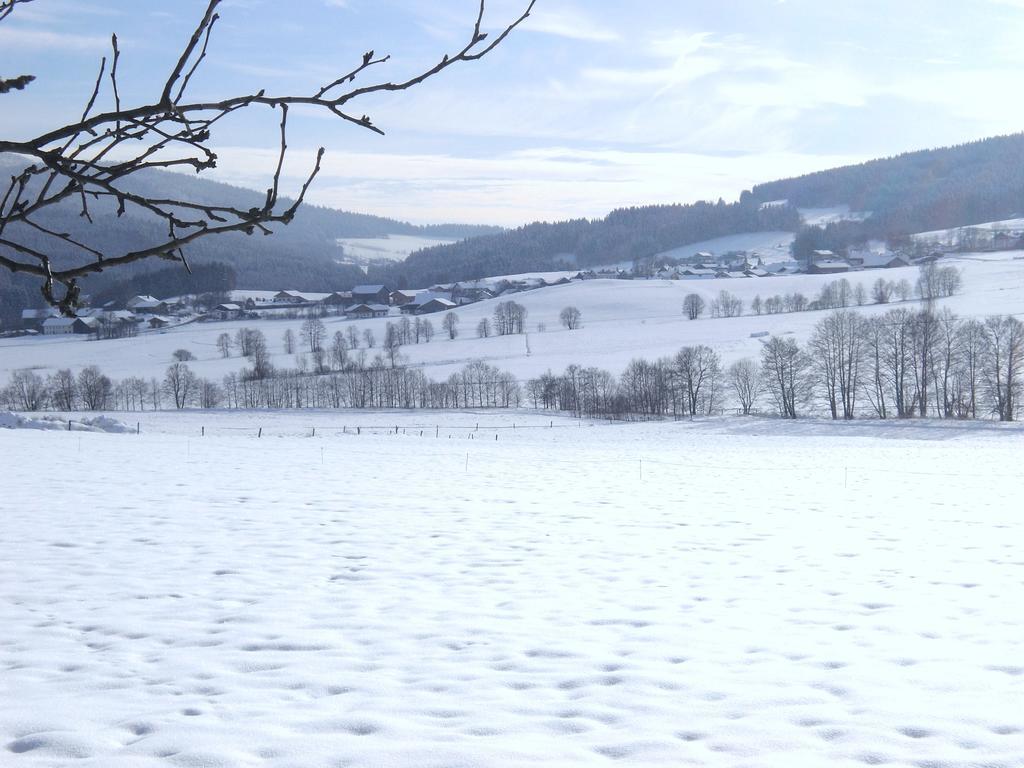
left=0, top=153, right=501, bottom=301
left=367, top=132, right=1024, bottom=287
left=4, top=132, right=1024, bottom=321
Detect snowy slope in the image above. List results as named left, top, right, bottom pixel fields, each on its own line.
left=336, top=235, right=456, bottom=264
left=798, top=206, right=871, bottom=227
left=2, top=414, right=1023, bottom=766
left=2, top=251, right=1023, bottom=384
left=652, top=231, right=795, bottom=266
left=913, top=218, right=1024, bottom=244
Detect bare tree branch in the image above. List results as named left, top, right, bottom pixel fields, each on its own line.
left=0, top=0, right=534, bottom=313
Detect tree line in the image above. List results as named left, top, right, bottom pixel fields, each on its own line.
left=4, top=307, right=1019, bottom=422
left=523, top=308, right=1022, bottom=422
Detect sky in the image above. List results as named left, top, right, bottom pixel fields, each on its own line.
left=3, top=0, right=1024, bottom=226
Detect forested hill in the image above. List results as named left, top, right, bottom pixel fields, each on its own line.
left=370, top=201, right=802, bottom=288
left=0, top=154, right=501, bottom=303
left=745, top=133, right=1024, bottom=236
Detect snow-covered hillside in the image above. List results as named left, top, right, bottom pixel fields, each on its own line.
left=798, top=205, right=872, bottom=227
left=2, top=251, right=1022, bottom=385
left=913, top=218, right=1024, bottom=245
left=336, top=235, right=457, bottom=264
left=652, top=231, right=795, bottom=266
left=2, top=414, right=1022, bottom=766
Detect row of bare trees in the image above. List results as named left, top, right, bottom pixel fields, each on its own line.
left=526, top=308, right=1022, bottom=422
left=684, top=265, right=963, bottom=321
left=1, top=356, right=522, bottom=412
left=4, top=308, right=1019, bottom=420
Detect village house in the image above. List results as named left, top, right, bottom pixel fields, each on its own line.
left=390, top=289, right=420, bottom=306
left=344, top=303, right=390, bottom=320
left=273, top=290, right=331, bottom=305
left=21, top=308, right=58, bottom=331
left=400, top=295, right=457, bottom=315
left=42, top=317, right=97, bottom=335
left=351, top=285, right=390, bottom=305
left=808, top=251, right=851, bottom=274
left=214, top=303, right=243, bottom=320
left=126, top=295, right=170, bottom=315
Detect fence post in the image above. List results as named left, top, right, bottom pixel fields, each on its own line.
left=136, top=422, right=140, bottom=435
left=68, top=419, right=72, bottom=431
left=312, top=427, right=316, bottom=437
left=201, top=425, right=205, bottom=437
left=258, top=427, right=262, bottom=438
left=436, top=426, right=439, bottom=438
left=357, top=426, right=360, bottom=435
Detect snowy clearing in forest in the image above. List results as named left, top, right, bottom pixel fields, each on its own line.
left=2, top=412, right=1023, bottom=767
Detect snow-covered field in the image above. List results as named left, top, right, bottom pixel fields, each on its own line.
left=2, top=412, right=1023, bottom=766
left=652, top=231, right=796, bottom=266
left=914, top=218, right=1024, bottom=244
left=335, top=235, right=456, bottom=264
left=2, top=251, right=1022, bottom=385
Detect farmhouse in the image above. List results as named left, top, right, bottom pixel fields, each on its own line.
left=214, top=303, right=243, bottom=320
left=344, top=303, right=389, bottom=319
left=400, top=296, right=457, bottom=315
left=21, top=308, right=57, bottom=331
left=390, top=289, right=420, bottom=306
left=808, top=257, right=851, bottom=275
left=42, top=317, right=97, bottom=335
left=148, top=316, right=172, bottom=329
left=352, top=285, right=390, bottom=305
left=126, top=295, right=169, bottom=314
left=273, top=290, right=330, bottom=305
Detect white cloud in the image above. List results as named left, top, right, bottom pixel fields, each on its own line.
left=0, top=26, right=109, bottom=52
left=523, top=7, right=619, bottom=42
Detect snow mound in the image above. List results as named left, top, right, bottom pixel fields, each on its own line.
left=0, top=412, right=133, bottom=433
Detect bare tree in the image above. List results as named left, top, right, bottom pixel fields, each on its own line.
left=810, top=310, right=866, bottom=420
left=853, top=282, right=867, bottom=306
left=761, top=336, right=811, bottom=419
left=172, top=348, right=195, bottom=362
left=300, top=317, right=326, bottom=355
left=0, top=0, right=535, bottom=313
left=477, top=317, right=491, bottom=338
left=216, top=332, right=232, bottom=358
left=282, top=329, right=296, bottom=355
left=421, top=318, right=435, bottom=343
left=728, top=358, right=761, bottom=415
left=682, top=293, right=705, bottom=320
left=78, top=365, right=112, bottom=410
left=674, top=345, right=721, bottom=416
left=362, top=328, right=376, bottom=349
left=559, top=306, right=582, bottom=330
left=330, top=331, right=348, bottom=370
left=872, top=277, right=893, bottom=304
left=163, top=362, right=197, bottom=409
left=981, top=315, right=1024, bottom=421
left=493, top=300, right=527, bottom=335
left=5, top=369, right=48, bottom=411
left=442, top=312, right=460, bottom=340
left=48, top=368, right=77, bottom=411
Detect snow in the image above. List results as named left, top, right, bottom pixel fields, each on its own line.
left=336, top=235, right=457, bottom=264
left=0, top=411, right=133, bottom=432
left=798, top=206, right=871, bottom=227
left=652, top=231, right=796, bottom=266
left=2, top=412, right=1023, bottom=766
left=913, top=218, right=1024, bottom=244
left=2, top=251, right=1022, bottom=387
